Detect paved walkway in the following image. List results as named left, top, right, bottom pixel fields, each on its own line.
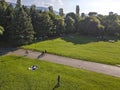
left=4, top=49, right=120, bottom=78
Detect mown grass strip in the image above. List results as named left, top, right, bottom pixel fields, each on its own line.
left=0, top=55, right=120, bottom=90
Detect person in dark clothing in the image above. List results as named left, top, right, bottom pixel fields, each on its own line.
left=44, top=50, right=47, bottom=53
left=41, top=51, right=44, bottom=56
left=25, top=50, right=29, bottom=55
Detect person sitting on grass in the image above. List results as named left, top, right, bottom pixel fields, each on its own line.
left=28, top=65, right=38, bottom=70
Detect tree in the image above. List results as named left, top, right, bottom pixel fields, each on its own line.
left=79, top=16, right=104, bottom=36
left=32, top=12, right=54, bottom=38
left=76, top=5, right=80, bottom=15
left=22, top=5, right=30, bottom=15
left=1, top=0, right=5, bottom=1
left=55, top=17, right=65, bottom=35
left=8, top=0, right=34, bottom=45
left=66, top=12, right=80, bottom=32
left=0, top=0, right=8, bottom=26
left=88, top=12, right=97, bottom=16
left=49, top=12, right=65, bottom=36
left=16, top=0, right=21, bottom=8
left=81, top=13, right=86, bottom=19
left=0, top=26, right=4, bottom=35
left=30, top=5, right=54, bottom=37
left=30, top=5, right=37, bottom=24
left=48, top=6, right=54, bottom=13
left=59, top=8, right=64, bottom=17
left=109, top=12, right=114, bottom=16
left=102, top=12, right=120, bottom=36
left=65, top=16, right=75, bottom=33
left=2, top=4, right=14, bottom=39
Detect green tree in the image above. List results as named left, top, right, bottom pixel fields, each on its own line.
left=48, top=6, right=54, bottom=13
left=0, top=26, right=4, bottom=35
left=8, top=0, right=34, bottom=45
left=49, top=12, right=65, bottom=36
left=32, top=12, right=53, bottom=38
left=88, top=12, right=97, bottom=16
left=103, top=13, right=120, bottom=36
left=80, top=16, right=104, bottom=36
left=81, top=13, right=86, bottom=19
left=76, top=5, right=80, bottom=15
left=65, top=16, right=75, bottom=33
left=30, top=5, right=54, bottom=37
left=0, top=0, right=8, bottom=26
left=22, top=5, right=30, bottom=15
left=56, top=17, right=65, bottom=35
left=2, top=4, right=14, bottom=40
left=16, top=0, right=21, bottom=8
left=30, top=5, right=37, bottom=24
left=66, top=12, right=80, bottom=32
left=59, top=8, right=64, bottom=17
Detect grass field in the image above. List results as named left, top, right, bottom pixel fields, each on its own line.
left=22, top=35, right=120, bottom=65
left=0, top=55, right=120, bottom=90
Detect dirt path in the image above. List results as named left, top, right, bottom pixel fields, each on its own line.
left=5, top=49, right=120, bottom=78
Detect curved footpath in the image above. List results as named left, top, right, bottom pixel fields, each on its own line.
left=4, top=49, right=120, bottom=78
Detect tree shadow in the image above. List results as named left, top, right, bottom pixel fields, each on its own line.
left=60, top=34, right=120, bottom=44
left=0, top=47, right=18, bottom=56
left=27, top=34, right=120, bottom=46
left=60, top=35, right=99, bottom=44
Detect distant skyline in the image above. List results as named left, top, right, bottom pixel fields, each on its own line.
left=6, top=0, right=120, bottom=15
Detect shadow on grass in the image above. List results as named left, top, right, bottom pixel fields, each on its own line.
left=23, top=34, right=106, bottom=46
left=29, top=34, right=120, bottom=45
left=61, top=34, right=120, bottom=44
left=0, top=41, right=19, bottom=56
left=0, top=48, right=18, bottom=56
left=52, top=84, right=60, bottom=90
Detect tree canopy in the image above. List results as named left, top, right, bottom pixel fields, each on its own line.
left=0, top=26, right=4, bottom=35
left=1, top=1, right=120, bottom=46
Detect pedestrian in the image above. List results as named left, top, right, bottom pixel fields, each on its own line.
left=44, top=50, right=47, bottom=53
left=41, top=51, right=44, bottom=56
left=25, top=50, right=29, bottom=55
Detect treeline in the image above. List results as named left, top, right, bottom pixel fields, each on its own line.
left=1, top=0, right=120, bottom=45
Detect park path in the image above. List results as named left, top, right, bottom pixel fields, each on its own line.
left=4, top=49, right=120, bottom=78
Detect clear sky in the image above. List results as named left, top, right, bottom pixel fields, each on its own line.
left=6, top=0, right=120, bottom=15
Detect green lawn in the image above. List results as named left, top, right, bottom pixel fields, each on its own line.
left=0, top=55, right=120, bottom=90
left=22, top=35, right=120, bottom=65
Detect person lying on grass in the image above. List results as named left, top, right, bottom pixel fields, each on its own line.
left=28, top=65, right=38, bottom=70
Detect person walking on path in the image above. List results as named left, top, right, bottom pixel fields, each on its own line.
left=25, top=50, right=29, bottom=55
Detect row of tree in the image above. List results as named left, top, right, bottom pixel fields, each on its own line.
left=0, top=0, right=120, bottom=46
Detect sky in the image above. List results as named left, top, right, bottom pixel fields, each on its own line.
left=6, top=0, right=120, bottom=15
